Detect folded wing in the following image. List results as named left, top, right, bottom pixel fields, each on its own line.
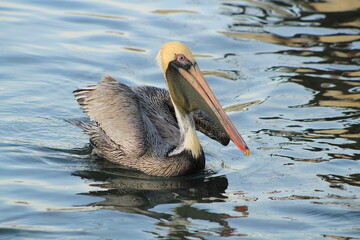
left=74, top=75, right=148, bottom=158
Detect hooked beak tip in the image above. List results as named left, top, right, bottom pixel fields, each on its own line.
left=235, top=141, right=250, bottom=157
left=243, top=148, right=250, bottom=157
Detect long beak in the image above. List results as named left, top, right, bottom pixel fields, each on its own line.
left=178, top=64, right=250, bottom=156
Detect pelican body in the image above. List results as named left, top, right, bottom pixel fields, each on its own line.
left=70, top=42, right=249, bottom=177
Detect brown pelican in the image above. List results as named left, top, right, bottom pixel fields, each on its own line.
left=69, top=41, right=250, bottom=177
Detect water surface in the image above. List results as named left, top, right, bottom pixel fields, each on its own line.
left=1, top=0, right=359, bottom=239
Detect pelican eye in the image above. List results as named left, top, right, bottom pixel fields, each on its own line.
left=175, top=54, right=192, bottom=69
left=176, top=54, right=186, bottom=62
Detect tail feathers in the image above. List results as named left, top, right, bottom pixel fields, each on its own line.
left=65, top=118, right=98, bottom=134
left=65, top=118, right=123, bottom=159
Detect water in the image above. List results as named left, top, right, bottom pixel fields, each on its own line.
left=1, top=0, right=359, bottom=239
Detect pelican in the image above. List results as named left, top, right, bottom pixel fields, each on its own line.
left=69, top=41, right=250, bottom=177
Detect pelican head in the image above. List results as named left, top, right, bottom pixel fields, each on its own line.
left=157, top=41, right=250, bottom=156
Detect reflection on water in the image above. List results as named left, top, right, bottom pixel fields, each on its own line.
left=71, top=148, right=251, bottom=237
left=217, top=2, right=360, bottom=237
left=221, top=0, right=360, bottom=165
left=319, top=173, right=360, bottom=188
left=74, top=160, right=228, bottom=214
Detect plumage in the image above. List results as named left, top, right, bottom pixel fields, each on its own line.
left=70, top=41, right=249, bottom=177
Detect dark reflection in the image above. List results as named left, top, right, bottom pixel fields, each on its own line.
left=73, top=160, right=228, bottom=217
left=221, top=1, right=360, bottom=151
left=220, top=0, right=359, bottom=192
left=318, top=173, right=360, bottom=188
left=70, top=147, right=248, bottom=237
left=154, top=204, right=248, bottom=238
left=288, top=75, right=359, bottom=105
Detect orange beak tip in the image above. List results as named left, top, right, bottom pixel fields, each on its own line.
left=243, top=148, right=250, bottom=157
left=233, top=141, right=250, bottom=157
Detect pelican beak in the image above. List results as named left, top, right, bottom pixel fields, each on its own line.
left=177, top=64, right=250, bottom=156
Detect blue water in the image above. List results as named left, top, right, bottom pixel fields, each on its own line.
left=1, top=0, right=359, bottom=239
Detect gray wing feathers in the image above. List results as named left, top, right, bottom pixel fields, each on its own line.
left=74, top=75, right=147, bottom=158
left=131, top=86, right=180, bottom=146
